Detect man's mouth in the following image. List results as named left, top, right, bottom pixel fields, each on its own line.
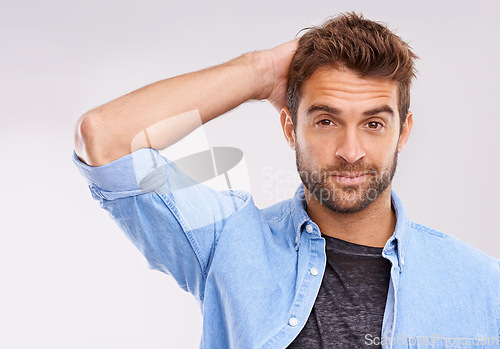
left=331, top=173, right=369, bottom=185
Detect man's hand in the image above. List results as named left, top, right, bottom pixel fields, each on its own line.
left=256, top=39, right=299, bottom=112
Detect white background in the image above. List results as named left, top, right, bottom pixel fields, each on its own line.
left=1, top=0, right=499, bottom=348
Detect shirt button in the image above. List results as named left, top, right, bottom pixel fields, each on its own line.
left=305, top=224, right=313, bottom=233
left=310, top=267, right=319, bottom=276
left=288, top=317, right=298, bottom=327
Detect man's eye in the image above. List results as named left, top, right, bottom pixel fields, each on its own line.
left=318, top=119, right=333, bottom=126
left=366, top=121, right=383, bottom=129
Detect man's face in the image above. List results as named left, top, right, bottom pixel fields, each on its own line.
left=281, top=67, right=412, bottom=213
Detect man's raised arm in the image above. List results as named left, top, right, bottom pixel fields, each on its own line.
left=74, top=40, right=298, bottom=167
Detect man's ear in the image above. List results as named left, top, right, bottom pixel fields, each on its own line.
left=397, top=111, right=413, bottom=153
left=280, top=107, right=296, bottom=150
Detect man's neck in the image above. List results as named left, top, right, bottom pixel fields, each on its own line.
left=304, top=187, right=396, bottom=248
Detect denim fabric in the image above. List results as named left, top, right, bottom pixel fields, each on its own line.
left=73, top=147, right=500, bottom=349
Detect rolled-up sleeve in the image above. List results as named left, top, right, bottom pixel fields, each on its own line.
left=72, top=148, right=248, bottom=301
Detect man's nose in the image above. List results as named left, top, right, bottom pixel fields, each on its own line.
left=335, top=129, right=366, bottom=164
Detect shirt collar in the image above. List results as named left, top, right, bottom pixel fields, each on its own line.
left=290, top=183, right=410, bottom=268
left=290, top=184, right=310, bottom=251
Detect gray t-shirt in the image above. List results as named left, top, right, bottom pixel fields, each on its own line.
left=287, top=233, right=391, bottom=348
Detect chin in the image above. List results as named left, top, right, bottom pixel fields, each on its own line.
left=323, top=188, right=380, bottom=214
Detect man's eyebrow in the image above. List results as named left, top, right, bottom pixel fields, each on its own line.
left=305, top=104, right=342, bottom=117
left=362, top=105, right=395, bottom=117
left=305, top=104, right=395, bottom=118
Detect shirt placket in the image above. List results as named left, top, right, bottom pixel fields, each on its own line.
left=381, top=246, right=401, bottom=349
left=261, top=222, right=326, bottom=349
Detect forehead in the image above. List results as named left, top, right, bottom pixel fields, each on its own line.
left=299, top=67, right=398, bottom=114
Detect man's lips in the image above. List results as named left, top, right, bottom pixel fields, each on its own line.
left=331, top=173, right=369, bottom=185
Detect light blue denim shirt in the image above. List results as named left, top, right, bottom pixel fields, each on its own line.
left=73, top=147, right=500, bottom=349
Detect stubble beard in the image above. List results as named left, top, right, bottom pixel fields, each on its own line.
left=296, top=142, right=398, bottom=214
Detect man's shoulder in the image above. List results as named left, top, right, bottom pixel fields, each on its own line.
left=408, top=220, right=500, bottom=272
left=259, top=198, right=293, bottom=224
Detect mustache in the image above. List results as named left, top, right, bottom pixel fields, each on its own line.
left=296, top=163, right=381, bottom=184
left=319, top=163, right=380, bottom=176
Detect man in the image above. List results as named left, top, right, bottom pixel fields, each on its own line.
left=73, top=12, right=500, bottom=349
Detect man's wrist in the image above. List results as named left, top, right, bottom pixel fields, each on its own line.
left=235, top=50, right=274, bottom=102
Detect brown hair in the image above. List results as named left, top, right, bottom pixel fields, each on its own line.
left=286, top=12, right=418, bottom=133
